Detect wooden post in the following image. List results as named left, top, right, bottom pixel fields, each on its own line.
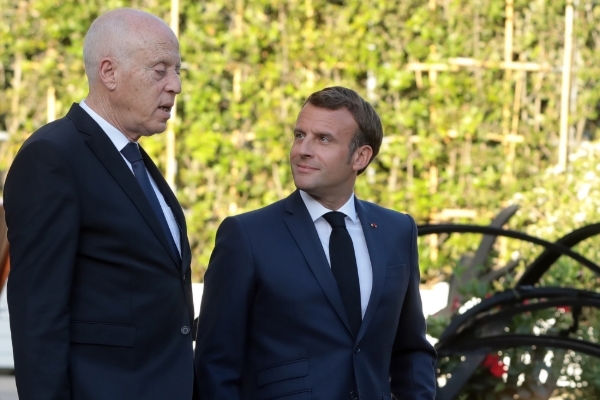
left=534, top=73, right=544, bottom=133
left=558, top=0, right=574, bottom=170
left=233, top=1, right=243, bottom=109
left=429, top=165, right=438, bottom=194
left=430, top=233, right=439, bottom=262
left=278, top=2, right=290, bottom=113
left=502, top=0, right=514, bottom=137
left=428, top=45, right=438, bottom=135
left=504, top=0, right=514, bottom=67
left=387, top=155, right=400, bottom=192
left=165, top=0, right=180, bottom=189
left=46, top=86, right=56, bottom=123
left=506, top=53, right=525, bottom=180
left=501, top=0, right=515, bottom=182
left=305, top=0, right=314, bottom=18
left=428, top=164, right=439, bottom=262
left=235, top=0, right=244, bottom=34
left=9, top=53, right=23, bottom=136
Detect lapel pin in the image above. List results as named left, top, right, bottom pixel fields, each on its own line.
left=370, top=223, right=377, bottom=228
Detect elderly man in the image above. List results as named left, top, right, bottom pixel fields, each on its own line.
left=4, top=8, right=194, bottom=400
left=195, top=86, right=436, bottom=400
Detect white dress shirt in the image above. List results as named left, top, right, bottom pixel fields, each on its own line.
left=79, top=100, right=181, bottom=255
left=299, top=190, right=373, bottom=318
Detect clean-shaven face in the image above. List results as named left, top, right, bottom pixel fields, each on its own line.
left=290, top=104, right=360, bottom=202
left=114, top=25, right=181, bottom=139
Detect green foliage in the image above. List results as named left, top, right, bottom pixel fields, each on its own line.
left=428, top=144, right=600, bottom=397
left=2, top=0, right=600, bottom=282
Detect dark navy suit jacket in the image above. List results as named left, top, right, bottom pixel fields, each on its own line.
left=4, top=104, right=195, bottom=400
left=194, top=190, right=436, bottom=400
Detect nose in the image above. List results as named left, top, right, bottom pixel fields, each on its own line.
left=166, top=71, right=182, bottom=94
left=295, top=136, right=314, bottom=158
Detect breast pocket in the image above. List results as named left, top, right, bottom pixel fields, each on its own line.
left=386, top=263, right=407, bottom=279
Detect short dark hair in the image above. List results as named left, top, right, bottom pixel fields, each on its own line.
left=303, top=86, right=383, bottom=174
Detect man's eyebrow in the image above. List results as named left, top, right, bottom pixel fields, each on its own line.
left=311, top=130, right=335, bottom=138
left=151, top=59, right=180, bottom=67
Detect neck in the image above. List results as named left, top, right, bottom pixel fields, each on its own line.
left=85, top=92, right=139, bottom=142
left=304, top=190, right=353, bottom=211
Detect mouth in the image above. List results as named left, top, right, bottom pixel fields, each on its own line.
left=296, top=164, right=318, bottom=172
left=158, top=106, right=172, bottom=113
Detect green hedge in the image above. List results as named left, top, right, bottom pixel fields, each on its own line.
left=2, top=0, right=599, bottom=281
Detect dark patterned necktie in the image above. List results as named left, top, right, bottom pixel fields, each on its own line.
left=323, top=211, right=361, bottom=336
left=121, top=142, right=180, bottom=262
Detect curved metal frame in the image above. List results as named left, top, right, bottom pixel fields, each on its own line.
left=439, top=287, right=596, bottom=343
left=420, top=221, right=600, bottom=400
left=517, top=223, right=600, bottom=285
left=417, top=224, right=600, bottom=275
left=438, top=334, right=600, bottom=360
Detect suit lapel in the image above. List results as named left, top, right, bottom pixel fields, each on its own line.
left=355, top=198, right=387, bottom=341
left=283, top=191, right=354, bottom=336
left=142, top=148, right=191, bottom=276
left=67, top=104, right=180, bottom=269
left=142, top=151, right=194, bottom=325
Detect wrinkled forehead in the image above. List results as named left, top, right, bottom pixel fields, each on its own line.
left=123, top=26, right=180, bottom=64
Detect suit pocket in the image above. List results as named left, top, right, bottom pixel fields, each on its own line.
left=257, top=359, right=309, bottom=388
left=386, top=264, right=407, bottom=279
left=263, top=390, right=311, bottom=400
left=70, top=321, right=136, bottom=347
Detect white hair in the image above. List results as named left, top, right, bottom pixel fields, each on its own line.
left=83, top=8, right=169, bottom=84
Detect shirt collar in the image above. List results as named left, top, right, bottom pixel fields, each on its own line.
left=80, top=100, right=133, bottom=151
left=299, top=190, right=357, bottom=224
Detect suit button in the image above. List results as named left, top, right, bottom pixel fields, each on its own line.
left=181, top=326, right=191, bottom=335
left=354, top=345, right=361, bottom=353
left=350, top=391, right=358, bottom=400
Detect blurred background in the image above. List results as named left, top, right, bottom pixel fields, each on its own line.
left=2, top=0, right=600, bottom=398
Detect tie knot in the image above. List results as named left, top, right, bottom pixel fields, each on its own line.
left=121, top=142, right=143, bottom=164
left=323, top=211, right=347, bottom=228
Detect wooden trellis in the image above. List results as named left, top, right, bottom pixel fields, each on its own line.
left=407, top=0, right=574, bottom=182
left=408, top=0, right=576, bottom=261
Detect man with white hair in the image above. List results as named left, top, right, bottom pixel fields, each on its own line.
left=4, top=8, right=194, bottom=400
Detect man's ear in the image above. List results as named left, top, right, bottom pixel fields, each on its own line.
left=352, top=145, right=373, bottom=172
left=98, top=58, right=118, bottom=91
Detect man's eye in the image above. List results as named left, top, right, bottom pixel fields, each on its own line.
left=294, top=133, right=305, bottom=139
left=155, top=70, right=166, bottom=75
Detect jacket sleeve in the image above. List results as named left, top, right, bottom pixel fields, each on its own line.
left=194, top=216, right=255, bottom=400
left=389, top=214, right=437, bottom=400
left=4, top=139, right=80, bottom=400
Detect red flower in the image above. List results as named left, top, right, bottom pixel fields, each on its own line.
left=557, top=306, right=571, bottom=313
left=451, top=296, right=461, bottom=312
left=482, top=354, right=507, bottom=378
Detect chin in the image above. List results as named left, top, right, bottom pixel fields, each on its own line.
left=293, top=181, right=316, bottom=193
left=150, top=124, right=168, bottom=134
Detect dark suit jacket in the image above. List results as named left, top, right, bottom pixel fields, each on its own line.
left=4, top=103, right=195, bottom=400
left=194, top=190, right=436, bottom=400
